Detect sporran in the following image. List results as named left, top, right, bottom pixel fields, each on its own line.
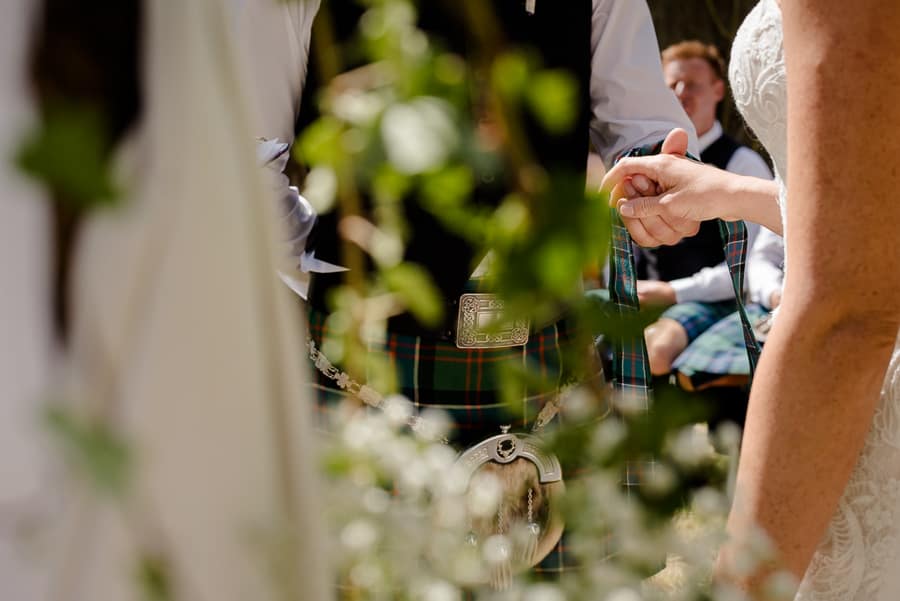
left=308, top=337, right=568, bottom=590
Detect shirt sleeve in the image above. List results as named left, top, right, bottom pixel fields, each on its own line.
left=232, top=0, right=320, bottom=200
left=747, top=226, right=785, bottom=308
left=667, top=220, right=761, bottom=303
left=725, top=146, right=773, bottom=180
left=232, top=0, right=320, bottom=143
left=589, top=0, right=699, bottom=166
left=669, top=146, right=772, bottom=303
left=231, top=0, right=322, bottom=298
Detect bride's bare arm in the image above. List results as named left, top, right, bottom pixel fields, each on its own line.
left=719, top=0, right=900, bottom=589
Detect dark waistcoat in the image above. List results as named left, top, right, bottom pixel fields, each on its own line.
left=636, top=133, right=742, bottom=283
left=302, top=0, right=593, bottom=325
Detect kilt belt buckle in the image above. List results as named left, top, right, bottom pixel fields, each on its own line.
left=455, top=293, right=530, bottom=349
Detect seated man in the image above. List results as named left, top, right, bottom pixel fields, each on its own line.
left=636, top=41, right=773, bottom=375
left=670, top=227, right=785, bottom=391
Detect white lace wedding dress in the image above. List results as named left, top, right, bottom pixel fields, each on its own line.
left=730, top=1, right=900, bottom=599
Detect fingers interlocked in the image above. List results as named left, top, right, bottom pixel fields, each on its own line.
left=602, top=153, right=702, bottom=248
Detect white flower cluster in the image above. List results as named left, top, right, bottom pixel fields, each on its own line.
left=315, top=390, right=764, bottom=600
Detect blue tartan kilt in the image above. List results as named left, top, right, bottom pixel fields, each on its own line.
left=672, top=302, right=769, bottom=379
left=660, top=300, right=738, bottom=343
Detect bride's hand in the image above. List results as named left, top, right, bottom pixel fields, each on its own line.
left=601, top=128, right=735, bottom=247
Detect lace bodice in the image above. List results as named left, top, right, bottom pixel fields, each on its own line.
left=730, top=3, right=900, bottom=600
left=729, top=0, right=787, bottom=182
left=729, top=0, right=790, bottom=234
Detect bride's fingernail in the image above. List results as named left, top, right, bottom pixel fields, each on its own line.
left=619, top=203, right=634, bottom=217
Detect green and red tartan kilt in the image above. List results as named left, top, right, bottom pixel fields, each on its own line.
left=306, top=308, right=581, bottom=576
left=307, top=309, right=578, bottom=447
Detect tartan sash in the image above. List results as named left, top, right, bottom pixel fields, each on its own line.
left=608, top=144, right=763, bottom=487
left=609, top=213, right=761, bottom=388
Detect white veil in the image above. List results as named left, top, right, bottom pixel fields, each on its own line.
left=0, top=0, right=56, bottom=598
left=42, top=1, right=331, bottom=600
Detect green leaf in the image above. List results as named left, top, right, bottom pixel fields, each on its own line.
left=420, top=164, right=474, bottom=208
left=433, top=53, right=466, bottom=87
left=488, top=193, right=532, bottom=245
left=381, top=263, right=444, bottom=327
left=15, top=105, right=119, bottom=208
left=492, top=52, right=531, bottom=100
left=296, top=116, right=345, bottom=166
left=45, top=406, right=133, bottom=497
left=136, top=554, right=172, bottom=601
left=535, top=237, right=582, bottom=295
left=373, top=164, right=413, bottom=205
left=526, top=70, right=579, bottom=133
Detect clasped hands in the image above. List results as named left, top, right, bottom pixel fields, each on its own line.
left=601, top=128, right=737, bottom=248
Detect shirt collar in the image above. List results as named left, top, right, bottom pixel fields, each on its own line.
left=697, top=120, right=723, bottom=153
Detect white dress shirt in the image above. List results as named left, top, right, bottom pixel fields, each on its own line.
left=231, top=0, right=326, bottom=295
left=698, top=120, right=772, bottom=181
left=588, top=0, right=699, bottom=164
left=236, top=0, right=696, bottom=161
left=232, top=0, right=320, bottom=145
left=668, top=120, right=774, bottom=303
left=746, top=226, right=785, bottom=309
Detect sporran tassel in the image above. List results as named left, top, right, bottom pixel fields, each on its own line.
left=516, top=488, right=541, bottom=565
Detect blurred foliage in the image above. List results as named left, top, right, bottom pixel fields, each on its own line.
left=45, top=405, right=133, bottom=497
left=16, top=104, right=120, bottom=208
left=295, top=0, right=617, bottom=382
left=317, top=393, right=746, bottom=600
left=22, top=0, right=143, bottom=341
left=136, top=554, right=174, bottom=601
left=295, top=1, right=767, bottom=599
left=19, top=0, right=788, bottom=599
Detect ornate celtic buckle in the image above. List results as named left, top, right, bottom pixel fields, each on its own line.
left=454, top=293, right=530, bottom=349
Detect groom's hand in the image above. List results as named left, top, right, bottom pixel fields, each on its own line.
left=602, top=128, right=715, bottom=247
left=660, top=127, right=690, bottom=157
left=618, top=127, right=689, bottom=198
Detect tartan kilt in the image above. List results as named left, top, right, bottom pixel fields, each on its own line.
left=306, top=308, right=581, bottom=577
left=660, top=300, right=737, bottom=343
left=307, top=309, right=577, bottom=447
left=672, top=302, right=769, bottom=381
